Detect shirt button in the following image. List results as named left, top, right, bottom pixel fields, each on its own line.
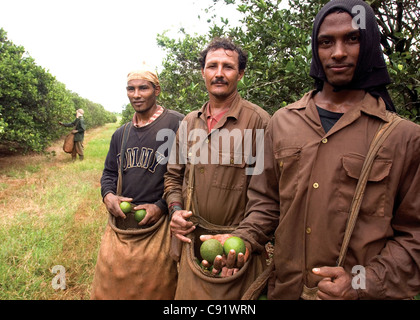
left=322, top=138, right=328, bottom=144
left=313, top=182, right=319, bottom=189
left=306, top=227, right=312, bottom=234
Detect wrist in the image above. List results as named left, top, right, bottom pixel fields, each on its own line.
left=169, top=202, right=183, bottom=217
left=103, top=192, right=115, bottom=203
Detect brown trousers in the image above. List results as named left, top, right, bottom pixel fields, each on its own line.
left=72, top=141, right=84, bottom=160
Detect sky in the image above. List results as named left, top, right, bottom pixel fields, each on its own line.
left=0, top=0, right=242, bottom=113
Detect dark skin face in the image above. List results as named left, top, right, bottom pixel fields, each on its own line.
left=317, top=12, right=361, bottom=87
left=126, top=79, right=160, bottom=119
left=314, top=11, right=365, bottom=113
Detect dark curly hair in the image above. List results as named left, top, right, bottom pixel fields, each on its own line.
left=199, top=37, right=248, bottom=71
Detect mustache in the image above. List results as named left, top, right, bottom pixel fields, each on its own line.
left=211, top=78, right=228, bottom=85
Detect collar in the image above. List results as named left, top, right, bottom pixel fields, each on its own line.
left=287, top=90, right=389, bottom=123
left=132, top=105, right=164, bottom=128
left=206, top=103, right=229, bottom=120
left=198, top=92, right=242, bottom=121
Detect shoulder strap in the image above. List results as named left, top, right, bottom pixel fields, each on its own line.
left=185, top=117, right=200, bottom=212
left=116, top=122, right=133, bottom=196
left=337, top=112, right=403, bottom=267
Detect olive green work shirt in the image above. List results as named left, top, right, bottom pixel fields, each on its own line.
left=164, top=92, right=270, bottom=227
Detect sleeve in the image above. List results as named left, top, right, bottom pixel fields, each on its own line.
left=359, top=125, right=420, bottom=299
left=100, top=131, right=120, bottom=200
left=154, top=198, right=168, bottom=215
left=233, top=120, right=280, bottom=253
left=163, top=119, right=187, bottom=208
left=62, top=119, right=76, bottom=128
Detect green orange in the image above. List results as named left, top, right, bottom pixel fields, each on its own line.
left=134, top=209, right=147, bottom=222
left=223, top=236, right=246, bottom=258
left=200, top=239, right=223, bottom=263
left=119, top=201, right=132, bottom=214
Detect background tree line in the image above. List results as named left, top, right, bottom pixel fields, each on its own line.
left=0, top=28, right=117, bottom=154
left=151, top=0, right=419, bottom=122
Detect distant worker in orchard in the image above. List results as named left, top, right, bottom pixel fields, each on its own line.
left=59, top=108, right=86, bottom=161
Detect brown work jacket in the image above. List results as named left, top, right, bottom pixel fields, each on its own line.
left=164, top=92, right=270, bottom=226
left=234, top=91, right=420, bottom=299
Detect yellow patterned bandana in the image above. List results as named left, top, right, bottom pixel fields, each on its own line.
left=127, top=65, right=160, bottom=87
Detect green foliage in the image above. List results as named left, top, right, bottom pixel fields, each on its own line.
left=156, top=0, right=420, bottom=122
left=0, top=28, right=116, bottom=154
left=229, top=0, right=318, bottom=114
left=157, top=30, right=209, bottom=114
left=369, top=0, right=420, bottom=121
left=69, top=92, right=117, bottom=130
left=120, top=103, right=133, bottom=126
left=156, top=0, right=321, bottom=115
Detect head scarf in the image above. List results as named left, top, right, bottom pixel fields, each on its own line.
left=309, top=0, right=396, bottom=112
left=127, top=63, right=160, bottom=87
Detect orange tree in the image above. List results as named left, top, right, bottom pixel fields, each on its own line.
left=156, top=0, right=420, bottom=122
left=0, top=28, right=116, bottom=154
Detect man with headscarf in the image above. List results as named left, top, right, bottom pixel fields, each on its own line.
left=209, top=0, right=420, bottom=299
left=91, top=65, right=184, bottom=299
left=59, top=108, right=86, bottom=161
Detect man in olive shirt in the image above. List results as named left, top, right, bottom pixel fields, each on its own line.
left=164, top=38, right=270, bottom=299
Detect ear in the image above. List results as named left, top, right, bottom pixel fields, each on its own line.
left=201, top=68, right=205, bottom=79
left=237, top=69, right=245, bottom=82
left=155, top=85, right=161, bottom=96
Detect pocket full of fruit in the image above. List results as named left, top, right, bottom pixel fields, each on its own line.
left=118, top=201, right=147, bottom=229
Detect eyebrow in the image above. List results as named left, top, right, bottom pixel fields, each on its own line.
left=318, top=30, right=361, bottom=39
left=126, top=84, right=151, bottom=89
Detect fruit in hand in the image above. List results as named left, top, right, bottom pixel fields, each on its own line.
left=223, top=236, right=246, bottom=258
left=134, top=209, right=147, bottom=222
left=200, top=239, right=223, bottom=264
left=119, top=201, right=132, bottom=214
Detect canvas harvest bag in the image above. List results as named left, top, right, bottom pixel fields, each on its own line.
left=175, top=214, right=268, bottom=300
left=90, top=122, right=177, bottom=300
left=62, top=132, right=74, bottom=153
left=173, top=119, right=268, bottom=300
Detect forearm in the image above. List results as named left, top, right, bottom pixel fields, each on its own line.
left=163, top=163, right=185, bottom=207
left=233, top=207, right=278, bottom=254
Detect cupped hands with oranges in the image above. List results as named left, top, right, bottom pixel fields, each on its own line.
left=199, top=235, right=249, bottom=277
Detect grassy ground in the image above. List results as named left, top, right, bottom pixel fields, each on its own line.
left=1, top=120, right=419, bottom=301
left=0, top=121, right=119, bottom=300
